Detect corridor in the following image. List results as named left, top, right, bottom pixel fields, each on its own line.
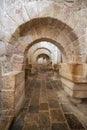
left=10, top=72, right=86, bottom=130
left=1, top=1, right=87, bottom=130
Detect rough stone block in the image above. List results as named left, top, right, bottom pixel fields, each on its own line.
left=0, top=41, right=6, bottom=56
left=15, top=81, right=25, bottom=105
left=2, top=61, right=12, bottom=73
left=1, top=71, right=25, bottom=116
left=60, top=63, right=87, bottom=82
left=6, top=44, right=15, bottom=56
left=1, top=90, right=14, bottom=109
left=60, top=63, right=87, bottom=99
left=13, top=63, right=24, bottom=71
left=15, top=91, right=25, bottom=115
left=1, top=109, right=14, bottom=117
left=15, top=71, right=25, bottom=86
left=0, top=77, right=3, bottom=90
left=7, top=1, right=26, bottom=26
left=61, top=77, right=87, bottom=98
left=0, top=62, right=2, bottom=76
left=3, top=73, right=15, bottom=89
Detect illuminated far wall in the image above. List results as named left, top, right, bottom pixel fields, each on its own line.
left=37, top=57, right=48, bottom=64
left=27, top=41, right=62, bottom=64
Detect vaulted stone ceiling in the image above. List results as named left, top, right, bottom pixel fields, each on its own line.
left=1, top=0, right=87, bottom=9
left=0, top=0, right=87, bottom=74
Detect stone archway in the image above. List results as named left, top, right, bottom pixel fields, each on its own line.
left=1, top=4, right=85, bottom=118
left=10, top=17, right=81, bottom=64
left=27, top=41, right=61, bottom=65
left=32, top=49, right=51, bottom=64
left=34, top=47, right=52, bottom=54
left=36, top=53, right=50, bottom=65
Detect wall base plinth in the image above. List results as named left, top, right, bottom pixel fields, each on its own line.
left=60, top=63, right=87, bottom=100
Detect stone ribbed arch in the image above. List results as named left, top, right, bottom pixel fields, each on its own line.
left=12, top=16, right=80, bottom=62
left=36, top=54, right=50, bottom=61
left=36, top=53, right=50, bottom=64
left=3, top=1, right=81, bottom=65
left=28, top=42, right=52, bottom=59
left=5, top=1, right=80, bottom=42
left=5, top=1, right=84, bottom=67
left=15, top=37, right=67, bottom=60
left=33, top=47, right=52, bottom=55
left=28, top=47, right=52, bottom=64
left=32, top=49, right=51, bottom=63
left=1, top=1, right=86, bottom=63
left=27, top=41, right=59, bottom=64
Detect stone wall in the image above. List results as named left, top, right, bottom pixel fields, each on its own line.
left=60, top=63, right=87, bottom=82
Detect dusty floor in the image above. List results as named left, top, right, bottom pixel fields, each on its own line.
left=9, top=72, right=87, bottom=130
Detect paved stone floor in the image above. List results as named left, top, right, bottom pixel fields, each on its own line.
left=10, top=72, right=87, bottom=130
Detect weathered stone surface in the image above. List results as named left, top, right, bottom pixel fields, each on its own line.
left=6, top=44, right=15, bottom=56
left=52, top=123, right=69, bottom=130
left=60, top=63, right=87, bottom=98
left=40, top=103, right=48, bottom=111
left=9, top=73, right=87, bottom=130
left=48, top=99, right=60, bottom=109
left=28, top=105, right=39, bottom=113
left=9, top=120, right=24, bottom=130
left=11, top=54, right=24, bottom=64
left=0, top=117, right=13, bottom=130
left=3, top=72, right=15, bottom=89
left=15, top=82, right=25, bottom=105
left=60, top=63, right=87, bottom=82
left=65, top=114, right=85, bottom=129
left=0, top=1, right=87, bottom=128
left=1, top=90, right=14, bottom=109
left=0, top=62, right=2, bottom=81
left=23, top=124, right=39, bottom=130
left=15, top=71, right=25, bottom=87
left=15, top=91, right=25, bottom=115
left=61, top=103, right=73, bottom=113
left=1, top=109, right=14, bottom=117
left=0, top=42, right=6, bottom=56
left=1, top=71, right=25, bottom=117
left=39, top=112, right=50, bottom=126
left=50, top=109, right=66, bottom=123
left=62, top=80, right=87, bottom=98
left=25, top=113, right=39, bottom=124
left=2, top=2, right=86, bottom=63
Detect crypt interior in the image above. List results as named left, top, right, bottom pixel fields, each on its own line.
left=0, top=0, right=87, bottom=130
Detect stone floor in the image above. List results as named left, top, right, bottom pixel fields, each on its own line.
left=9, top=72, right=87, bottom=130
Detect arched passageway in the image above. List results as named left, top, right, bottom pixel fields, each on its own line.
left=0, top=16, right=85, bottom=116
left=27, top=41, right=61, bottom=65
left=0, top=1, right=87, bottom=130
left=10, top=17, right=81, bottom=63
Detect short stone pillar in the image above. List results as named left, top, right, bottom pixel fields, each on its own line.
left=52, top=64, right=59, bottom=80
left=60, top=63, right=87, bottom=102
left=1, top=71, right=25, bottom=117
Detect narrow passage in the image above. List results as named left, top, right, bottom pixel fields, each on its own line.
left=10, top=72, right=85, bottom=130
